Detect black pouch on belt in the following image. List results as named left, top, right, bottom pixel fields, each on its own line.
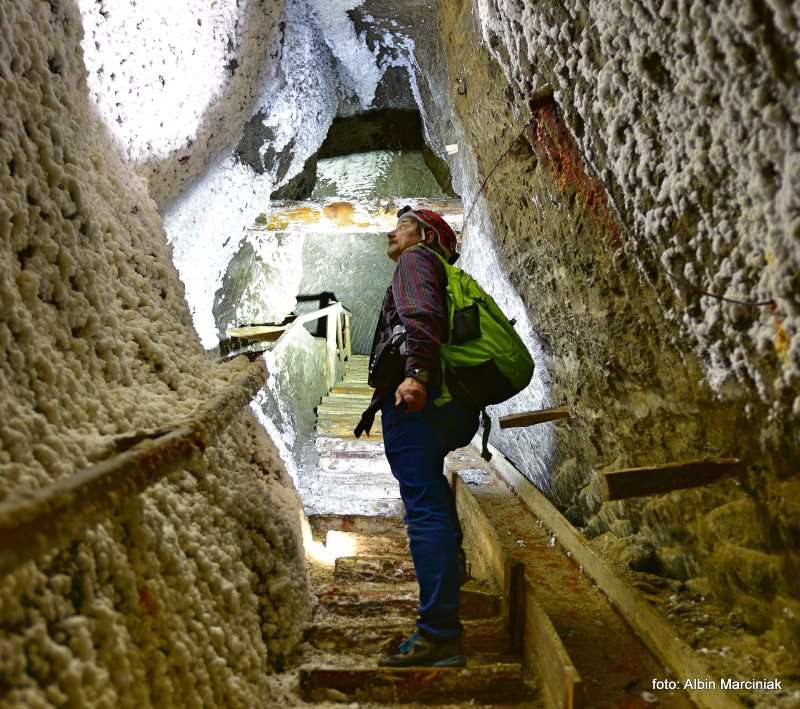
left=368, top=324, right=407, bottom=389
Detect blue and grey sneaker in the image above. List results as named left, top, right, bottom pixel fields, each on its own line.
left=378, top=631, right=466, bottom=668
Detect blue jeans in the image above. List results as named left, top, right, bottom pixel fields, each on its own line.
left=381, top=389, right=479, bottom=640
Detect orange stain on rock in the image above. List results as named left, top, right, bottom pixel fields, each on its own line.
left=322, top=201, right=356, bottom=227
left=266, top=205, right=322, bottom=230
left=138, top=584, right=159, bottom=618
left=774, top=315, right=790, bottom=361
left=525, top=98, right=623, bottom=251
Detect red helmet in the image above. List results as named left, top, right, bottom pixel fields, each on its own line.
left=397, top=206, right=459, bottom=263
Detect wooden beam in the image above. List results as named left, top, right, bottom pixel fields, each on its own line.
left=523, top=585, right=583, bottom=709
left=450, top=472, right=581, bottom=709
left=343, top=311, right=352, bottom=361
left=483, top=441, right=744, bottom=709
left=253, top=197, right=463, bottom=234
left=299, top=664, right=530, bottom=704
left=499, top=405, right=570, bottom=429
left=227, top=324, right=288, bottom=341
left=602, top=457, right=743, bottom=501
left=0, top=358, right=267, bottom=577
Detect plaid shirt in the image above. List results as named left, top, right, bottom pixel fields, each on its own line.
left=355, top=245, right=447, bottom=437
left=382, top=245, right=447, bottom=379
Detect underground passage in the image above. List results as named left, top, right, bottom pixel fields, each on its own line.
left=1, top=1, right=799, bottom=707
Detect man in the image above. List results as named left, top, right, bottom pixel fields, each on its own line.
left=355, top=206, right=479, bottom=667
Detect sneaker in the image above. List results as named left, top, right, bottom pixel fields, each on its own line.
left=378, top=631, right=466, bottom=668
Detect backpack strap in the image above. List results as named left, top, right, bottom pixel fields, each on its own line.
left=480, top=409, right=493, bottom=461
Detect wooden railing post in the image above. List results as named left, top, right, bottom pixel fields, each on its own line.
left=336, top=312, right=344, bottom=367
left=343, top=311, right=352, bottom=363
left=326, top=307, right=338, bottom=391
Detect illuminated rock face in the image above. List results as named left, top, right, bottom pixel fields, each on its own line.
left=0, top=3, right=309, bottom=705
left=213, top=150, right=449, bottom=353
left=77, top=0, right=284, bottom=208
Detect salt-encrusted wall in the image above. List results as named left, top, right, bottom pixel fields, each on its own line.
left=0, top=2, right=310, bottom=705
left=77, top=0, right=283, bottom=209
left=426, top=0, right=799, bottom=645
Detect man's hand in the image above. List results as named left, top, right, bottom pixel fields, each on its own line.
left=395, top=377, right=427, bottom=413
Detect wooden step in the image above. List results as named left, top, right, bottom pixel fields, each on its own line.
left=315, top=436, right=386, bottom=459
left=316, top=429, right=383, bottom=441
left=308, top=617, right=512, bottom=655
left=321, top=531, right=410, bottom=557
left=303, top=495, right=402, bottom=518
left=331, top=385, right=374, bottom=395
left=317, top=581, right=500, bottom=620
left=316, top=456, right=392, bottom=476
left=299, top=662, right=532, bottom=704
left=305, top=480, right=400, bottom=500
left=308, top=514, right=407, bottom=542
left=324, top=391, right=375, bottom=400
left=334, top=555, right=415, bottom=583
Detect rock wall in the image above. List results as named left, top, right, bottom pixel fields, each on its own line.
left=428, top=0, right=800, bottom=646
left=77, top=0, right=283, bottom=209
left=0, top=2, right=310, bottom=705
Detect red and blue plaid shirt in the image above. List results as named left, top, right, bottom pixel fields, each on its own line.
left=382, top=245, right=447, bottom=379
left=355, top=245, right=447, bottom=437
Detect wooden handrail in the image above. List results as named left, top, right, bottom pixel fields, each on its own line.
left=0, top=358, right=267, bottom=578
left=268, top=302, right=349, bottom=391
left=0, top=303, right=352, bottom=578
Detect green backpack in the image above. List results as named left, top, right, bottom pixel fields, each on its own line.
left=420, top=245, right=534, bottom=426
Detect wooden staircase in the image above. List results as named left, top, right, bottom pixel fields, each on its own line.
left=295, top=356, right=694, bottom=708
left=298, top=355, right=539, bottom=706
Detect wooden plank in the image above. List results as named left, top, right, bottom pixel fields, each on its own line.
left=308, top=617, right=510, bottom=655
left=484, top=441, right=744, bottom=709
left=451, top=473, right=580, bottom=709
left=307, top=514, right=406, bottom=542
left=499, top=405, right=570, bottom=429
left=336, top=312, right=344, bottom=366
left=344, top=311, right=352, bottom=361
left=299, top=663, right=529, bottom=704
left=602, top=457, right=743, bottom=500
left=316, top=581, right=499, bottom=619
left=334, top=556, right=416, bottom=583
left=453, top=474, right=507, bottom=588
left=227, top=324, right=287, bottom=340
left=523, top=584, right=583, bottom=709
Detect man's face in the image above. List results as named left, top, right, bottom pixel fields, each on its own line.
left=387, top=216, right=422, bottom=262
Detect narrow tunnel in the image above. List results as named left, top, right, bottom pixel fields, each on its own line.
left=1, top=1, right=798, bottom=707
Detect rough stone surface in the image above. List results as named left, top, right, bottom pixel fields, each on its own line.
left=6, top=0, right=800, bottom=700
left=78, top=0, right=283, bottom=208
left=425, top=0, right=799, bottom=649
left=0, top=2, right=310, bottom=705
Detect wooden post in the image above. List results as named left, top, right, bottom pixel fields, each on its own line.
left=326, top=310, right=338, bottom=391
left=450, top=472, right=581, bottom=708
left=499, top=405, right=570, bottom=429
left=602, top=457, right=743, bottom=501
left=343, top=311, right=352, bottom=363
left=336, top=311, right=344, bottom=366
